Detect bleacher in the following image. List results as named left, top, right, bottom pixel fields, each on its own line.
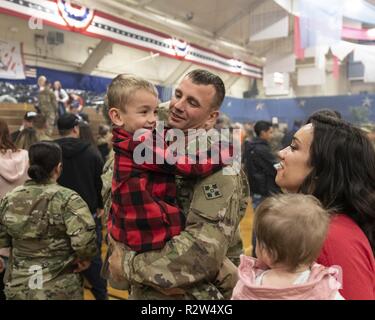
left=0, top=103, right=107, bottom=138
left=0, top=103, right=35, bottom=134
left=0, top=81, right=107, bottom=138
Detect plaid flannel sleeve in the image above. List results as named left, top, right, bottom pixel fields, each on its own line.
left=131, top=131, right=232, bottom=178
left=112, top=151, right=183, bottom=251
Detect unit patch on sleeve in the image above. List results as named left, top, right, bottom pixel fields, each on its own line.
left=203, top=183, right=222, bottom=200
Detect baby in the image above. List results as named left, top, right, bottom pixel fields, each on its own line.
left=232, top=193, right=344, bottom=300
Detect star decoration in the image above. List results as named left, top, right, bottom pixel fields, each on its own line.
left=256, top=103, right=265, bottom=111
left=362, top=97, right=373, bottom=108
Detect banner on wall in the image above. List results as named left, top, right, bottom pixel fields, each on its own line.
left=0, top=0, right=262, bottom=79
left=0, top=40, right=25, bottom=79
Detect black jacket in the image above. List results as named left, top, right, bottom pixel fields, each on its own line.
left=55, top=137, right=104, bottom=213
left=244, top=137, right=281, bottom=196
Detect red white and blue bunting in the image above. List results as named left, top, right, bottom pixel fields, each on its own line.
left=57, top=0, right=94, bottom=30
left=0, top=0, right=262, bottom=78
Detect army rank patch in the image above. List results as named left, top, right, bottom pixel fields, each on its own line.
left=203, top=184, right=222, bottom=200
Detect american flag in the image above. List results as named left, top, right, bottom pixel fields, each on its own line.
left=25, top=67, right=37, bottom=78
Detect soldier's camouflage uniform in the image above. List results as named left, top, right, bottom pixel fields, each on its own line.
left=101, top=151, right=114, bottom=229
left=0, top=180, right=97, bottom=300
left=38, top=88, right=57, bottom=136
left=106, top=118, right=250, bottom=299
left=156, top=101, right=170, bottom=123
left=36, top=131, right=52, bottom=142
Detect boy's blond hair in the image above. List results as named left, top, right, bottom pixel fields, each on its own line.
left=106, top=74, right=158, bottom=112
left=254, top=194, right=330, bottom=272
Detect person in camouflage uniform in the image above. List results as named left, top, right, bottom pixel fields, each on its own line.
left=33, top=114, right=52, bottom=142
left=101, top=150, right=114, bottom=227
left=37, top=76, right=57, bottom=137
left=0, top=141, right=97, bottom=300
left=107, top=69, right=249, bottom=300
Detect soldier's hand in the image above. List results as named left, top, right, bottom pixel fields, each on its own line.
left=108, top=244, right=124, bottom=281
left=73, top=259, right=91, bottom=273
left=96, top=208, right=105, bottom=218
left=108, top=237, right=128, bottom=282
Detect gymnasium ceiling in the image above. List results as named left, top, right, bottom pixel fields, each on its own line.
left=78, top=0, right=375, bottom=66
left=78, top=0, right=289, bottom=65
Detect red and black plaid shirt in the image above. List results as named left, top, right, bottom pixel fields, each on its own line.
left=109, top=127, right=229, bottom=252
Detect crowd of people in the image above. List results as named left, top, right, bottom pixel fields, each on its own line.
left=0, top=69, right=374, bottom=300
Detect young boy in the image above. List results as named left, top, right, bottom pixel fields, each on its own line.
left=107, top=74, right=227, bottom=253
left=232, top=194, right=344, bottom=300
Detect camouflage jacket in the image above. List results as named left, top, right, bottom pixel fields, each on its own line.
left=36, top=131, right=52, bottom=141
left=0, top=180, right=97, bottom=299
left=101, top=151, right=114, bottom=224
left=38, top=88, right=57, bottom=115
left=156, top=101, right=170, bottom=123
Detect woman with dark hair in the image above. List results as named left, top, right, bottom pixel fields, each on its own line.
left=79, top=121, right=97, bottom=147
left=305, top=108, right=342, bottom=124
left=0, top=119, right=29, bottom=198
left=276, top=114, right=375, bottom=300
left=0, top=141, right=97, bottom=300
left=79, top=122, right=103, bottom=162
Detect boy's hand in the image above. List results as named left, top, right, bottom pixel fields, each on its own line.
left=73, top=259, right=91, bottom=273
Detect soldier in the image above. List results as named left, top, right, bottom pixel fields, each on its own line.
left=108, top=69, right=249, bottom=299
left=101, top=150, right=114, bottom=227
left=10, top=111, right=37, bottom=143
left=0, top=141, right=97, bottom=300
left=37, top=76, right=57, bottom=137
left=269, top=123, right=284, bottom=156
left=32, top=114, right=52, bottom=142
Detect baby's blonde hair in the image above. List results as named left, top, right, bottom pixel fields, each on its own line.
left=254, top=194, right=330, bottom=272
